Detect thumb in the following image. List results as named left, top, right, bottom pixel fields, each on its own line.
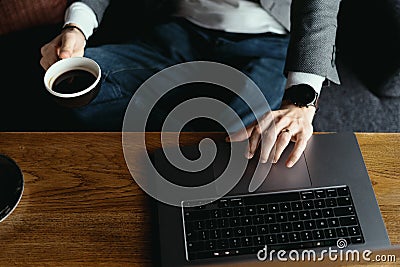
left=58, top=35, right=75, bottom=59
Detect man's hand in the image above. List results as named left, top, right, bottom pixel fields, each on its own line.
left=40, top=24, right=86, bottom=70
left=227, top=104, right=316, bottom=168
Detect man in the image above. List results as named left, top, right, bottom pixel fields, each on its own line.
left=40, top=0, right=342, bottom=167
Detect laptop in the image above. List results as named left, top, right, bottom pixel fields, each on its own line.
left=152, top=132, right=391, bottom=266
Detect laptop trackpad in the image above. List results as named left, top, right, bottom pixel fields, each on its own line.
left=213, top=141, right=311, bottom=196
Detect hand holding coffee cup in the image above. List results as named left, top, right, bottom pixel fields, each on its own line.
left=44, top=57, right=101, bottom=108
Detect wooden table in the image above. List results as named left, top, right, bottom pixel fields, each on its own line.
left=0, top=132, right=398, bottom=266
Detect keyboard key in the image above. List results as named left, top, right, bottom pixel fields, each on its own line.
left=245, top=226, right=257, bottom=236
left=256, top=205, right=267, bottom=214
left=304, top=220, right=316, bottom=230
left=205, top=219, right=217, bottom=229
left=216, top=239, right=229, bottom=249
left=185, top=210, right=210, bottom=221
left=241, top=237, right=253, bottom=247
left=314, top=199, right=326, bottom=208
left=265, top=234, right=277, bottom=244
left=230, top=218, right=241, bottom=227
left=230, top=199, right=244, bottom=206
left=280, top=202, right=291, bottom=212
left=348, top=226, right=361, bottom=236
left=241, top=216, right=252, bottom=226
left=269, top=224, right=281, bottom=233
left=337, top=187, right=350, bottom=196
left=218, top=218, right=229, bottom=228
left=281, top=222, right=292, bottom=232
left=336, top=227, right=348, bottom=237
left=289, top=232, right=301, bottom=242
left=234, top=227, right=245, bottom=237
left=188, top=241, right=204, bottom=252
left=322, top=208, right=334, bottom=218
left=276, top=213, right=288, bottom=222
left=351, top=236, right=364, bottom=244
left=315, top=190, right=326, bottom=198
left=233, top=207, right=244, bottom=216
left=326, top=189, right=337, bottom=197
left=253, top=215, right=264, bottom=225
left=221, top=228, right=233, bottom=238
left=291, top=201, right=302, bottom=210
left=210, top=229, right=220, bottom=239
left=199, top=230, right=209, bottom=240
left=303, top=200, right=315, bottom=209
left=245, top=206, right=256, bottom=215
left=264, top=214, right=276, bottom=223
left=300, top=211, right=311, bottom=220
left=222, top=208, right=233, bottom=217
left=194, top=221, right=205, bottom=230
left=300, top=231, right=313, bottom=241
left=313, top=230, right=325, bottom=239
left=186, top=230, right=197, bottom=241
left=277, top=233, right=289, bottom=243
left=340, top=216, right=357, bottom=226
left=311, top=210, right=323, bottom=219
left=337, top=197, right=352, bottom=206
left=327, top=218, right=339, bottom=228
left=293, top=222, right=304, bottom=231
left=253, top=236, right=265, bottom=245
left=211, top=210, right=222, bottom=218
left=288, top=211, right=299, bottom=221
left=325, top=198, right=337, bottom=207
left=301, top=191, right=315, bottom=200
left=229, top=238, right=241, bottom=248
left=316, top=219, right=328, bottom=229
left=218, top=199, right=230, bottom=208
left=324, top=229, right=336, bottom=239
left=268, top=204, right=280, bottom=213
left=257, top=225, right=268, bottom=235
left=334, top=206, right=355, bottom=216
left=205, top=240, right=216, bottom=250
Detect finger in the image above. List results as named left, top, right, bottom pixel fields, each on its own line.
left=59, top=35, right=76, bottom=59
left=246, top=126, right=262, bottom=158
left=40, top=58, right=52, bottom=70
left=257, top=110, right=276, bottom=134
left=286, top=137, right=308, bottom=168
left=273, top=114, right=291, bottom=135
left=273, top=120, right=303, bottom=162
left=259, top=130, right=277, bottom=163
left=273, top=129, right=292, bottom=163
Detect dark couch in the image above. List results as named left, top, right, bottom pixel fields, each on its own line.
left=0, top=0, right=399, bottom=132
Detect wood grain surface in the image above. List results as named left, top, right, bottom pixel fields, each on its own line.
left=0, top=132, right=398, bottom=267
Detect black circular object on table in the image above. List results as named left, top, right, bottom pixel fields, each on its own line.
left=0, top=154, right=24, bottom=222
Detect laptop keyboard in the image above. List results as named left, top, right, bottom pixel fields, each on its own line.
left=182, top=185, right=364, bottom=261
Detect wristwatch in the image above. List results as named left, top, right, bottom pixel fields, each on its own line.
left=282, top=84, right=319, bottom=109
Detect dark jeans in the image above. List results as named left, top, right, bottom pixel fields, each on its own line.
left=74, top=18, right=290, bottom=131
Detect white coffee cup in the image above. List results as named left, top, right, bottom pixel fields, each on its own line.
left=44, top=57, right=101, bottom=108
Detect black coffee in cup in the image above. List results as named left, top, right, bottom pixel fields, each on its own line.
left=44, top=57, right=101, bottom=108
left=52, top=69, right=97, bottom=94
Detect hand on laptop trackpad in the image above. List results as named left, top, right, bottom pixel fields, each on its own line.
left=213, top=141, right=312, bottom=196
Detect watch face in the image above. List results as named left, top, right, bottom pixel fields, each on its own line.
left=286, top=84, right=317, bottom=107
left=295, top=85, right=317, bottom=104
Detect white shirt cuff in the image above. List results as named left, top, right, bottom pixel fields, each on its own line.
left=285, top=72, right=325, bottom=95
left=64, top=2, right=98, bottom=40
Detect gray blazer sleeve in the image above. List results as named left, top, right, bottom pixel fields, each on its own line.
left=68, top=0, right=110, bottom=24
left=284, top=0, right=342, bottom=84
